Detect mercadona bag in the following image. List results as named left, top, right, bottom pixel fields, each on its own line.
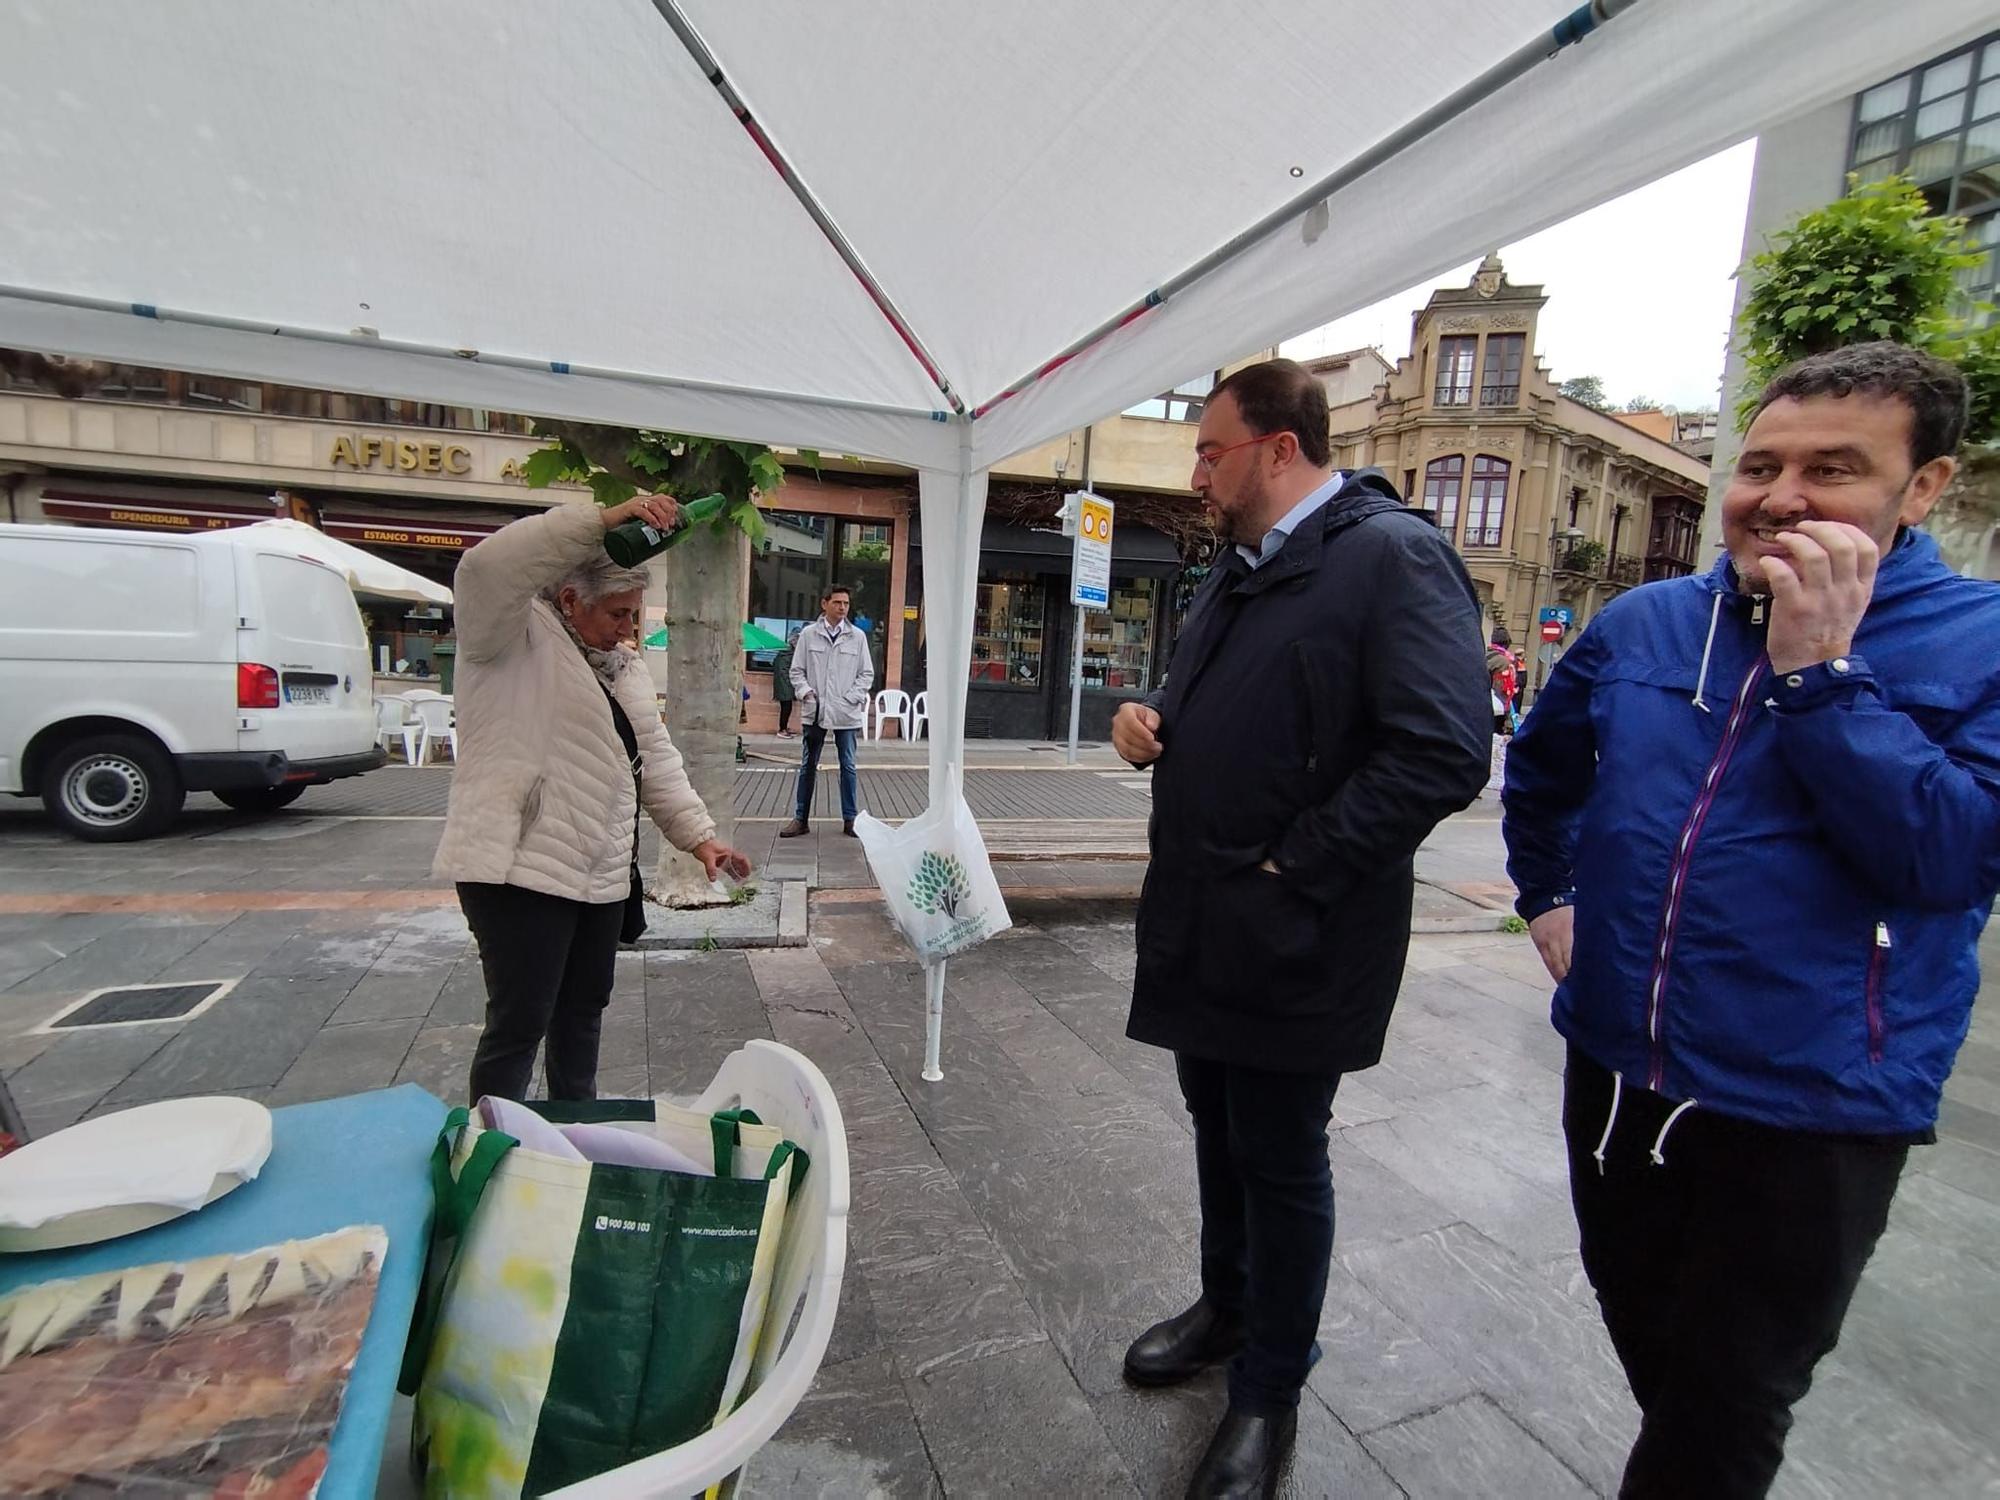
left=853, top=791, right=1012, bottom=963
left=398, top=1099, right=807, bottom=1498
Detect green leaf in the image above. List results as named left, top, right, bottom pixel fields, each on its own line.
left=586, top=472, right=637, bottom=508
left=519, top=445, right=578, bottom=490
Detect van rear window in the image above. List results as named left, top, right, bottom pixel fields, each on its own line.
left=255, top=554, right=365, bottom=650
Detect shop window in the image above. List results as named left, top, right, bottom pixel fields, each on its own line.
left=972, top=575, right=1047, bottom=685
left=1434, top=337, right=1476, bottom=406
left=1079, top=579, right=1159, bottom=693
left=1465, top=455, right=1509, bottom=547
left=746, top=511, right=893, bottom=678
left=1420, top=455, right=1463, bottom=542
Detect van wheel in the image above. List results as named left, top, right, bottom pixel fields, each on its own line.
left=42, top=735, right=185, bottom=842
left=215, top=784, right=308, bottom=814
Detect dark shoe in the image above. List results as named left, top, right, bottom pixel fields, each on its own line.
left=1123, top=1299, right=1244, bottom=1387
left=779, top=819, right=810, bottom=838
left=842, top=820, right=858, bottom=837
left=1185, top=1406, right=1296, bottom=1500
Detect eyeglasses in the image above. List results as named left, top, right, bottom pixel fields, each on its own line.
left=1193, top=431, right=1283, bottom=476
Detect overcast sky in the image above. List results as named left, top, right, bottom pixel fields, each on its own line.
left=1280, top=141, right=1758, bottom=413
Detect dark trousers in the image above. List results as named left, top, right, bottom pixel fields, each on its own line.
left=1563, top=1045, right=1908, bottom=1499
left=459, top=881, right=626, bottom=1103
left=1176, top=1053, right=1343, bottom=1413
left=776, top=697, right=793, bottom=734
left=793, top=722, right=859, bottom=822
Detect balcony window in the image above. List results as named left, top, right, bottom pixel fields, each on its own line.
left=1434, top=337, right=1475, bottom=406
left=1420, top=455, right=1463, bottom=541
left=1125, top=371, right=1216, bottom=422
left=1464, top=455, right=1509, bottom=547
left=1480, top=334, right=1525, bottom=405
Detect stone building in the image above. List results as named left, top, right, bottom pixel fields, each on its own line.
left=1325, top=255, right=1711, bottom=693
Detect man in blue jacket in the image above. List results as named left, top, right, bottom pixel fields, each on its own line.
left=1504, top=341, right=2000, bottom=1498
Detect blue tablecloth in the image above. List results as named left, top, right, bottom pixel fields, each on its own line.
left=0, top=1083, right=448, bottom=1498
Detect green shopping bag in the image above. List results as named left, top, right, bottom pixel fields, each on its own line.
left=399, top=1100, right=807, bottom=1498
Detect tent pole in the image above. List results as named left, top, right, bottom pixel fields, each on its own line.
left=921, top=423, right=979, bottom=1083
left=972, top=0, right=1642, bottom=418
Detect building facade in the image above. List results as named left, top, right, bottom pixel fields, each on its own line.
left=1325, top=256, right=1711, bottom=693
left=1702, top=28, right=2000, bottom=580
left=0, top=352, right=1220, bottom=738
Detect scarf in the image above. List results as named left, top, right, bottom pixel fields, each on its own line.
left=558, top=611, right=628, bottom=692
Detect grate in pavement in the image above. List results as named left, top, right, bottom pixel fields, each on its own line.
left=42, top=981, right=233, bottom=1031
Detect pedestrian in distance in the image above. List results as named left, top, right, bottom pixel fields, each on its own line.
left=1503, top=341, right=2000, bottom=1498
left=435, top=498, right=752, bottom=1102
left=779, top=583, right=872, bottom=838
left=1111, top=358, right=1491, bottom=1498
left=1487, top=623, right=1521, bottom=736
left=771, top=628, right=799, bottom=737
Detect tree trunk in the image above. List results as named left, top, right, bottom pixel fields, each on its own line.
left=647, top=520, right=744, bottom=908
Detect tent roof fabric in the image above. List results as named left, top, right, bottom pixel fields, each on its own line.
left=2, top=0, right=1992, bottom=471
left=236, top=520, right=453, bottom=606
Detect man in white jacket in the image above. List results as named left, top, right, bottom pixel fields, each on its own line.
left=780, top=584, right=872, bottom=837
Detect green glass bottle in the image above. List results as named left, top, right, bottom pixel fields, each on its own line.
left=602, top=492, right=730, bottom=566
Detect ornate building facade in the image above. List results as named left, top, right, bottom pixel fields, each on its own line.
left=1325, top=256, right=1710, bottom=690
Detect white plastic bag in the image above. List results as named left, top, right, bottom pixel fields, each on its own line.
left=854, top=793, right=1012, bottom=963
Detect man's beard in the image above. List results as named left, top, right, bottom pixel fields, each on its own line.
left=1212, top=474, right=1268, bottom=548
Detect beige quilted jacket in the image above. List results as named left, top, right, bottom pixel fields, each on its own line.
left=432, top=503, right=716, bottom=903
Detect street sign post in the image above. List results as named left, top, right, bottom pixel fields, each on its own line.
left=1068, top=494, right=1114, bottom=763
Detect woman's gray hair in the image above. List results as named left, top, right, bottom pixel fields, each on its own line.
left=542, top=550, right=652, bottom=608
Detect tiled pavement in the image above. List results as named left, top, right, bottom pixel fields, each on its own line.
left=2, top=813, right=1997, bottom=1494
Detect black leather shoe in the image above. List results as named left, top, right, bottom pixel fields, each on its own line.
left=1123, top=1299, right=1244, bottom=1386
left=778, top=819, right=810, bottom=838
left=1185, top=1405, right=1296, bottom=1499
left=842, top=819, right=858, bottom=837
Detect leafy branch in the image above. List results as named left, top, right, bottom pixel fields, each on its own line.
left=518, top=421, right=821, bottom=546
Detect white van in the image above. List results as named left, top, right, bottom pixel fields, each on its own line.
left=0, top=522, right=385, bottom=840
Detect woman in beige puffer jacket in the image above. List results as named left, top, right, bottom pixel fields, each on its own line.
left=435, top=496, right=751, bottom=1101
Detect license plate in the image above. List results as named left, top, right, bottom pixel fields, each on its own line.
left=285, top=684, right=333, bottom=705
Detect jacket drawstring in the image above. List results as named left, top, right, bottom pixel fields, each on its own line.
left=1592, top=1070, right=1624, bottom=1176
left=1691, top=590, right=1724, bottom=713
left=1649, top=1100, right=1698, bottom=1166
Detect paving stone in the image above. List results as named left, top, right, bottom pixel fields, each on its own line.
left=426, top=952, right=492, bottom=1027
left=331, top=910, right=471, bottom=1023
left=0, top=912, right=128, bottom=992
left=393, top=1024, right=483, bottom=1105
left=1344, top=1222, right=1636, bottom=1495
left=151, top=910, right=309, bottom=987
left=743, top=1350, right=938, bottom=1499
left=5, top=1024, right=178, bottom=1135
left=1309, top=1264, right=1479, bottom=1436
left=906, top=1340, right=1139, bottom=1497
left=1363, top=1393, right=1595, bottom=1498
left=267, top=1018, right=423, bottom=1107
left=1341, top=1092, right=1578, bottom=1265
left=645, top=950, right=768, bottom=1040
left=101, top=969, right=359, bottom=1106
left=1776, top=1348, right=2000, bottom=1500
left=847, top=1159, right=1046, bottom=1381
left=1, top=916, right=225, bottom=1001
left=1324, top=1130, right=1463, bottom=1259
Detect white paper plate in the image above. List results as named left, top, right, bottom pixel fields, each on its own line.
left=0, top=1097, right=273, bottom=1253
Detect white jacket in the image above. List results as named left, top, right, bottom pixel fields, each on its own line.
left=433, top=504, right=716, bottom=903
left=788, top=618, right=874, bottom=731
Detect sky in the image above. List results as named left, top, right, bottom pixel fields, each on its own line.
left=1280, top=141, right=1758, bottom=413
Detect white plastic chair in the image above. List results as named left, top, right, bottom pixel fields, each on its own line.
left=548, top=1040, right=850, bottom=1499
left=908, top=690, right=930, bottom=741
left=871, top=688, right=911, bottom=741
left=374, top=697, right=422, bottom=764
left=408, top=696, right=457, bottom=764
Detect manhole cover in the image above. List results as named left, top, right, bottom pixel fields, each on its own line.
left=40, top=981, right=234, bottom=1032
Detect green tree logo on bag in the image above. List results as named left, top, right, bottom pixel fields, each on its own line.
left=909, top=851, right=973, bottom=918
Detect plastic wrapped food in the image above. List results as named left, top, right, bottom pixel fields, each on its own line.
left=0, top=1225, right=387, bottom=1496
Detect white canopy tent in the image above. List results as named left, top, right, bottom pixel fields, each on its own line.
left=242, top=519, right=454, bottom=608
left=3, top=0, right=1991, bottom=1071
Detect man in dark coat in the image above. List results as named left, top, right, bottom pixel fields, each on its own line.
left=1113, top=359, right=1490, bottom=1498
